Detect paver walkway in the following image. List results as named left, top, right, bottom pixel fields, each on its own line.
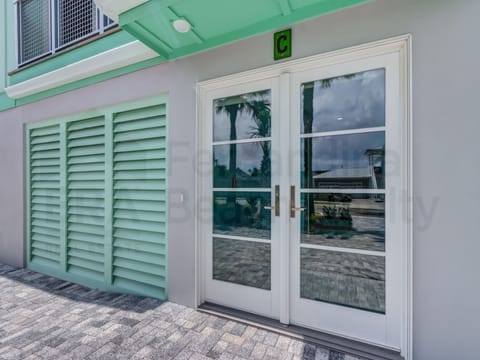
left=0, top=263, right=363, bottom=360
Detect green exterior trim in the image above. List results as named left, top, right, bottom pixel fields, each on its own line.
left=1, top=2, right=7, bottom=91
left=1, top=0, right=371, bottom=113
left=26, top=96, right=169, bottom=300
left=1, top=1, right=15, bottom=111
left=120, top=0, right=371, bottom=61
left=0, top=92, right=15, bottom=111
left=0, top=54, right=164, bottom=113
left=9, top=31, right=136, bottom=85
left=14, top=56, right=164, bottom=108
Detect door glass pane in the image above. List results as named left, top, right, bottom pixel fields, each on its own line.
left=301, top=132, right=385, bottom=189
left=213, top=141, right=270, bottom=188
left=211, top=88, right=272, bottom=292
left=213, top=237, right=271, bottom=290
left=301, top=69, right=385, bottom=133
left=301, top=248, right=385, bottom=313
left=301, top=193, right=385, bottom=252
left=213, top=90, right=271, bottom=142
left=213, top=191, right=271, bottom=239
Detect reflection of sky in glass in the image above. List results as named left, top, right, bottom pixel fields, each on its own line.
left=307, top=132, right=384, bottom=172
left=213, top=90, right=271, bottom=142
left=302, top=69, right=385, bottom=133
left=213, top=141, right=269, bottom=175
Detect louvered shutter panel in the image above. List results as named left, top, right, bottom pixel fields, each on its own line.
left=29, top=125, right=62, bottom=268
left=26, top=98, right=168, bottom=300
left=112, top=105, right=168, bottom=299
left=66, top=117, right=106, bottom=282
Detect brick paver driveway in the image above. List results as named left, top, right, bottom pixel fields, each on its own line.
left=0, top=263, right=362, bottom=360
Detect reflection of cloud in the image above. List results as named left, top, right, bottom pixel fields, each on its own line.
left=308, top=69, right=385, bottom=133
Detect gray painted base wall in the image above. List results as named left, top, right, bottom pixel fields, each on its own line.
left=1, top=0, right=479, bottom=358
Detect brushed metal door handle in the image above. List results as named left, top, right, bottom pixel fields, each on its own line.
left=264, top=185, right=280, bottom=217
left=290, top=185, right=304, bottom=218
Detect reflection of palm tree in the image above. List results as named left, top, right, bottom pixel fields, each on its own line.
left=248, top=99, right=271, bottom=187
left=215, top=92, right=270, bottom=218
left=215, top=96, right=252, bottom=187
left=303, top=84, right=314, bottom=220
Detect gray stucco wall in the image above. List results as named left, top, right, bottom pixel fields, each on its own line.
left=0, top=0, right=479, bottom=358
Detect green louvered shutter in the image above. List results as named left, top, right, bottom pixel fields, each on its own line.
left=29, top=125, right=62, bottom=268
left=66, top=117, right=106, bottom=283
left=26, top=98, right=168, bottom=299
left=112, top=105, right=168, bottom=299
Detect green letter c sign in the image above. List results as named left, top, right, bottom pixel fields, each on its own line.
left=274, top=29, right=292, bottom=61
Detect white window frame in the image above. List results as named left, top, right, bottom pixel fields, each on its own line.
left=196, top=34, right=413, bottom=359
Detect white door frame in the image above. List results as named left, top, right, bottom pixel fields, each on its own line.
left=199, top=77, right=282, bottom=318
left=196, top=34, right=413, bottom=359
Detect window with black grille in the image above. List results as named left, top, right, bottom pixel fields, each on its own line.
left=17, top=0, right=116, bottom=66
left=57, top=0, right=97, bottom=48
left=18, top=0, right=51, bottom=65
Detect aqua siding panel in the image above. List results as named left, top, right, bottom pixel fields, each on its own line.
left=66, top=117, right=106, bottom=283
left=112, top=105, right=168, bottom=299
left=26, top=98, right=168, bottom=300
left=29, top=125, right=62, bottom=268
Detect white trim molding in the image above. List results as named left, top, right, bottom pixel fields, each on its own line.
left=196, top=34, right=413, bottom=360
left=5, top=40, right=158, bottom=99
left=94, top=0, right=148, bottom=21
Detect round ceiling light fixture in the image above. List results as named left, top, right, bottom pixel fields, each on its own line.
left=173, top=19, right=191, bottom=33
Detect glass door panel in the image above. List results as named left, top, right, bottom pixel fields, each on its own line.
left=201, top=50, right=404, bottom=349
left=203, top=80, right=280, bottom=318
left=290, top=57, right=401, bottom=348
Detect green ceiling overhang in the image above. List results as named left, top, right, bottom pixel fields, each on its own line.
left=119, top=0, right=372, bottom=60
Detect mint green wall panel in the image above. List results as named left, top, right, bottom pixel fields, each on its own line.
left=29, top=125, right=62, bottom=269
left=66, top=117, right=106, bottom=283
left=26, top=98, right=168, bottom=300
left=112, top=104, right=168, bottom=299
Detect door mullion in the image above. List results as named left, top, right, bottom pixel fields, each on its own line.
left=278, top=72, right=291, bottom=325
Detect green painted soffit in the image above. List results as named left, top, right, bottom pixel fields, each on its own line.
left=9, top=30, right=136, bottom=85
left=119, top=0, right=372, bottom=60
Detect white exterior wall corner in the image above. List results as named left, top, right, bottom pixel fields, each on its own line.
left=0, top=0, right=479, bottom=359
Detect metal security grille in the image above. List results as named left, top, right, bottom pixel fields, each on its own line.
left=17, top=0, right=116, bottom=66
left=57, top=0, right=97, bottom=48
left=18, top=0, right=51, bottom=65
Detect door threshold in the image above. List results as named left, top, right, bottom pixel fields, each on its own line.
left=198, top=302, right=404, bottom=360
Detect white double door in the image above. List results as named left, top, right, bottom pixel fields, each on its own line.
left=200, top=50, right=405, bottom=350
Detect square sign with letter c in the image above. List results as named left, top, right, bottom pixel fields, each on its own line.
left=274, top=29, right=292, bottom=60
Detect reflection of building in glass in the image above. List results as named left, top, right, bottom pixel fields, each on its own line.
left=313, top=147, right=384, bottom=191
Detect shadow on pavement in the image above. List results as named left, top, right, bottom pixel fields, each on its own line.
left=0, top=262, right=163, bottom=313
